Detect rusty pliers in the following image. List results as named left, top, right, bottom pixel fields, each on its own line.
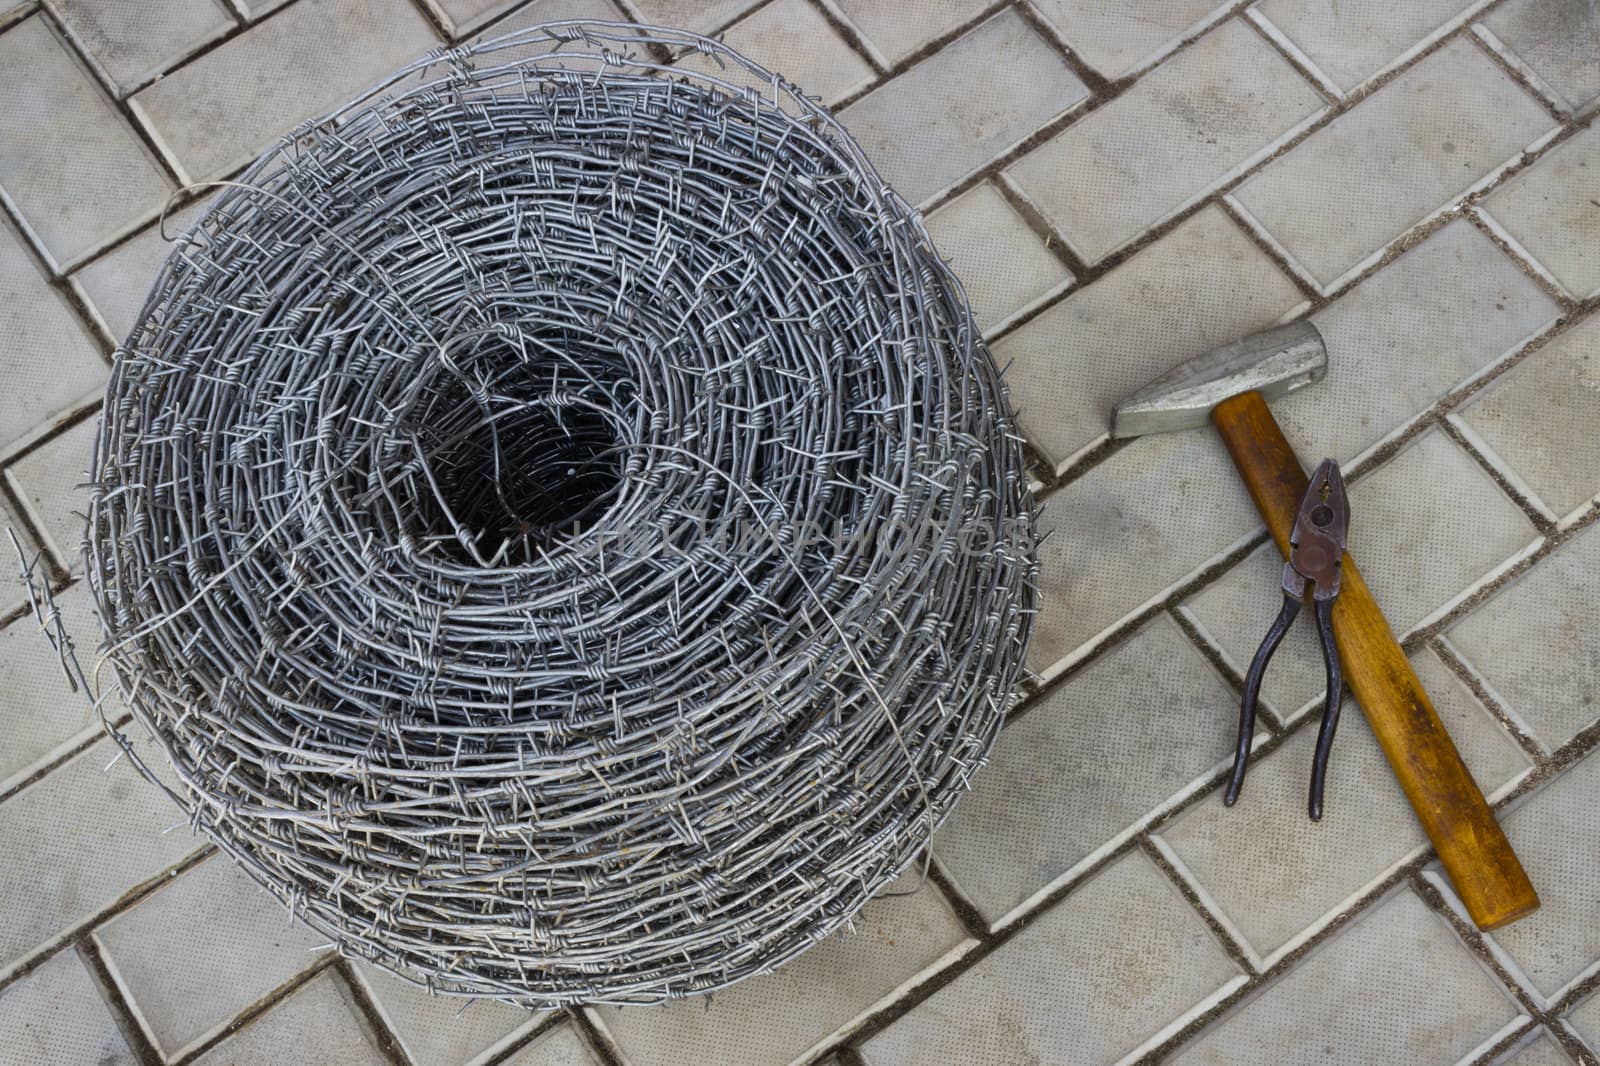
left=1224, top=458, right=1349, bottom=821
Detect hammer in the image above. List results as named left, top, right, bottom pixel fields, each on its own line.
left=1112, top=321, right=1538, bottom=930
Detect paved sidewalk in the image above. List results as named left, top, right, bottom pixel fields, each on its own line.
left=2, top=0, right=1598, bottom=1063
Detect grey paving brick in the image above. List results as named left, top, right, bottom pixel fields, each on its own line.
left=1455, top=316, right=1600, bottom=524
left=1445, top=520, right=1600, bottom=753
left=1028, top=0, right=1232, bottom=79
left=864, top=850, right=1246, bottom=1065
left=0, top=949, right=134, bottom=1066
left=624, top=0, right=762, bottom=35
left=826, top=0, right=989, bottom=67
left=995, top=205, right=1306, bottom=473
left=1230, top=38, right=1556, bottom=292
left=129, top=0, right=438, bottom=184
left=1028, top=429, right=1259, bottom=679
left=594, top=875, right=970, bottom=1066
left=93, top=852, right=326, bottom=1060
left=922, top=181, right=1071, bottom=336
left=69, top=196, right=213, bottom=345
left=351, top=961, right=544, bottom=1066
left=1569, top=987, right=1600, bottom=1055
left=1481, top=125, right=1600, bottom=301
left=0, top=16, right=173, bottom=270
left=53, top=0, right=234, bottom=96
left=1480, top=0, right=1600, bottom=115
left=0, top=738, right=200, bottom=977
left=1274, top=220, right=1559, bottom=469
left=1171, top=888, right=1522, bottom=1065
left=1006, top=20, right=1327, bottom=264
left=1501, top=1031, right=1576, bottom=1066
left=5, top=416, right=96, bottom=574
left=673, top=0, right=874, bottom=108
left=1155, top=647, right=1529, bottom=965
left=935, top=614, right=1244, bottom=926
left=837, top=10, right=1087, bottom=207
left=502, top=1025, right=601, bottom=1066
left=428, top=0, right=526, bottom=36
left=1250, top=0, right=1487, bottom=96
left=0, top=580, right=107, bottom=794
left=192, top=971, right=388, bottom=1066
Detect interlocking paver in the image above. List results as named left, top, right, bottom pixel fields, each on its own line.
left=53, top=0, right=234, bottom=97
left=863, top=850, right=1246, bottom=1065
left=1445, top=520, right=1600, bottom=754
left=69, top=196, right=213, bottom=345
left=1028, top=0, right=1232, bottom=79
left=1155, top=647, right=1529, bottom=965
left=935, top=614, right=1243, bottom=926
left=1481, top=125, right=1600, bottom=301
left=837, top=10, right=1087, bottom=207
left=625, top=0, right=762, bottom=35
left=352, top=961, right=543, bottom=1066
left=5, top=416, right=96, bottom=574
left=1230, top=38, right=1557, bottom=291
left=594, top=876, right=970, bottom=1066
left=996, top=205, right=1306, bottom=473
left=1250, top=0, right=1487, bottom=96
left=1479, top=0, right=1600, bottom=115
left=0, top=738, right=200, bottom=977
left=0, top=580, right=106, bottom=793
left=129, top=0, right=438, bottom=184
left=827, top=0, right=989, bottom=67
left=673, top=0, right=874, bottom=108
left=93, top=853, right=326, bottom=1060
left=191, top=971, right=388, bottom=1066
left=1569, top=987, right=1600, bottom=1054
left=1171, top=888, right=1522, bottom=1064
left=1006, top=20, right=1327, bottom=265
left=1272, top=220, right=1559, bottom=469
left=502, top=1025, right=601, bottom=1066
left=1456, top=317, right=1600, bottom=524
left=0, top=949, right=134, bottom=1066
left=922, top=181, right=1072, bottom=336
left=0, top=16, right=173, bottom=270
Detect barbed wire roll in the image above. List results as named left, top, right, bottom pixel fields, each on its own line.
left=84, top=20, right=1037, bottom=1005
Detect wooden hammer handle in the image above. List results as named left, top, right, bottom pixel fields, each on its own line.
left=1211, top=390, right=1538, bottom=930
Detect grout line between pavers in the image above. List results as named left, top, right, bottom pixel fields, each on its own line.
left=1465, top=20, right=1571, bottom=124
left=1410, top=870, right=1557, bottom=1025
left=477, top=1009, right=572, bottom=1066
left=1429, top=635, right=1549, bottom=762
left=333, top=957, right=418, bottom=1066
left=1467, top=205, right=1581, bottom=309
left=1439, top=416, right=1559, bottom=532
left=166, top=954, right=344, bottom=1066
left=573, top=1005, right=630, bottom=1066
left=1467, top=1018, right=1545, bottom=1066
left=800, top=0, right=888, bottom=77
left=75, top=937, right=164, bottom=1066
left=1139, top=837, right=1261, bottom=976
left=1239, top=5, right=1344, bottom=104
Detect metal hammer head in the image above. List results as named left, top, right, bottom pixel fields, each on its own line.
left=1111, top=321, right=1327, bottom=438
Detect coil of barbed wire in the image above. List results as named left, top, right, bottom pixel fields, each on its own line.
left=83, top=20, right=1037, bottom=1005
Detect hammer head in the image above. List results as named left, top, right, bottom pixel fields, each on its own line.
left=1111, top=321, right=1327, bottom=438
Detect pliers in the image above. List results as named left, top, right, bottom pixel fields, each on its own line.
left=1224, top=458, right=1349, bottom=821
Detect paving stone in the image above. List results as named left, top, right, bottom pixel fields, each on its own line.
left=595, top=875, right=970, bottom=1066
left=0, top=738, right=199, bottom=977
left=936, top=614, right=1243, bottom=926
left=995, top=205, right=1306, bottom=473
left=1456, top=317, right=1600, bottom=524
left=53, top=0, right=234, bottom=96
left=624, top=0, right=762, bottom=35
left=1230, top=38, right=1556, bottom=291
left=234, top=0, right=292, bottom=17
left=1481, top=125, right=1600, bottom=301
left=1569, top=987, right=1600, bottom=1054
left=428, top=0, right=527, bottom=36
left=352, top=962, right=543, bottom=1066
left=5, top=417, right=97, bottom=574
left=1501, top=1031, right=1576, bottom=1066
left=837, top=10, right=1086, bottom=207
left=864, top=850, right=1246, bottom=1065
left=922, top=181, right=1071, bottom=336
left=1155, top=647, right=1530, bottom=965
left=192, top=970, right=388, bottom=1066
left=94, top=853, right=326, bottom=1060
left=1028, top=0, right=1232, bottom=79
left=1446, top=519, right=1600, bottom=754
left=673, top=0, right=874, bottom=108
left=1480, top=0, right=1600, bottom=114
left=1173, top=888, right=1522, bottom=1065
left=129, top=0, right=438, bottom=184
left=501, top=1025, right=601, bottom=1066
left=0, top=581, right=107, bottom=794
left=1274, top=220, right=1559, bottom=469
left=1006, top=20, right=1327, bottom=264
left=0, top=949, right=134, bottom=1066
left=69, top=197, right=214, bottom=345
left=0, top=222, right=107, bottom=459
left=1250, top=0, right=1486, bottom=96
left=1029, top=430, right=1258, bottom=679
left=0, top=16, right=173, bottom=270
left=827, top=0, right=989, bottom=67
